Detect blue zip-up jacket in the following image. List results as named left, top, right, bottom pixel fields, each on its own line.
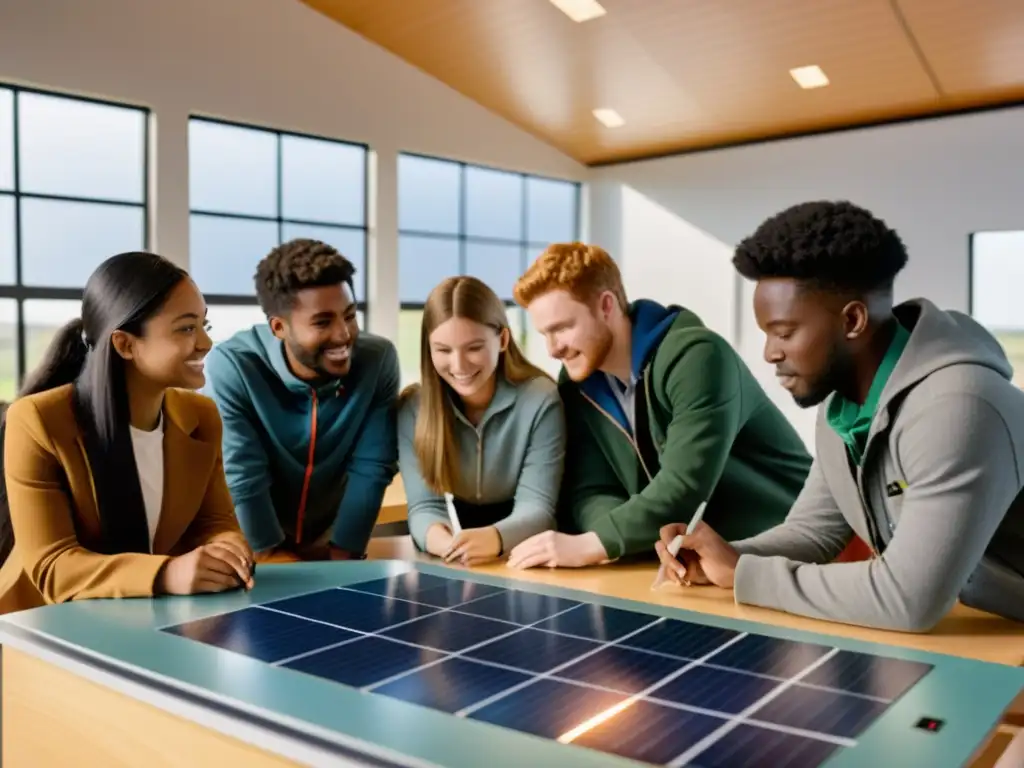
left=203, top=325, right=399, bottom=553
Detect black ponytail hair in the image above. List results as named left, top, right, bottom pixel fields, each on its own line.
left=15, top=251, right=189, bottom=555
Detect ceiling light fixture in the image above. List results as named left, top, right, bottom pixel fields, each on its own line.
left=789, top=65, right=829, bottom=89
left=549, top=0, right=607, bottom=23
left=592, top=108, right=624, bottom=128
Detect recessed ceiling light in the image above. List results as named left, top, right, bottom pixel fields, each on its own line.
left=790, top=65, right=829, bottom=89
left=592, top=108, right=624, bottom=128
left=550, top=0, right=606, bottom=23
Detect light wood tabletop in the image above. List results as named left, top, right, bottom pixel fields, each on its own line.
left=376, top=476, right=407, bottom=526
left=364, top=534, right=1024, bottom=669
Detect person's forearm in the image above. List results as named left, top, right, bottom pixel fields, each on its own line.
left=408, top=506, right=450, bottom=552
left=233, top=496, right=285, bottom=553
left=494, top=504, right=555, bottom=552
left=731, top=520, right=851, bottom=564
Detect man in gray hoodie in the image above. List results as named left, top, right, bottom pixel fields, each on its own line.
left=656, top=200, right=1024, bottom=632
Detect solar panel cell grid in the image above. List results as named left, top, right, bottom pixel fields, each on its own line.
left=162, top=571, right=934, bottom=767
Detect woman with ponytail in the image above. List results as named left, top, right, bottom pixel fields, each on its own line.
left=398, top=276, right=566, bottom=566
left=0, top=251, right=254, bottom=614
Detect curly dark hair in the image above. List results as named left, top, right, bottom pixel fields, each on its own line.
left=255, top=238, right=356, bottom=317
left=732, top=201, right=908, bottom=292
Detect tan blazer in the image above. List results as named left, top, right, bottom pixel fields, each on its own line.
left=0, top=384, right=246, bottom=614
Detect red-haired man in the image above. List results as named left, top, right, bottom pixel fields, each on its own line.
left=506, top=243, right=811, bottom=570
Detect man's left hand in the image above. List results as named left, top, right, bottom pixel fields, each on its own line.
left=507, top=531, right=608, bottom=569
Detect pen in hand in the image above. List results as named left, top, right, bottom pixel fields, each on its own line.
left=651, top=501, right=707, bottom=590
left=441, top=492, right=462, bottom=560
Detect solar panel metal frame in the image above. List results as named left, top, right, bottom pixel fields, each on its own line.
left=1, top=559, right=1020, bottom=768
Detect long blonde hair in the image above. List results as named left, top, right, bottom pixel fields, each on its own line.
left=401, top=276, right=551, bottom=495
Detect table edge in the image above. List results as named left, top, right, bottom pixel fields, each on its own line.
left=0, top=624, right=415, bottom=768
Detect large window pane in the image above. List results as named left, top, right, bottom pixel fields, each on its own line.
left=206, top=304, right=267, bottom=344
left=527, top=177, right=577, bottom=243
left=399, top=154, right=578, bottom=361
left=187, top=118, right=368, bottom=327
left=398, top=155, right=460, bottom=234
left=20, top=198, right=144, bottom=288
left=189, top=121, right=277, bottom=217
left=0, top=299, right=16, bottom=403
left=18, top=93, right=144, bottom=203
left=0, top=89, right=12, bottom=192
left=281, top=136, right=364, bottom=226
left=522, top=309, right=562, bottom=376
left=971, top=231, right=1024, bottom=388
left=464, top=242, right=522, bottom=302
left=507, top=306, right=527, bottom=347
left=972, top=231, right=1024, bottom=330
left=465, top=166, right=522, bottom=240
left=1, top=87, right=148, bottom=390
left=398, top=307, right=424, bottom=386
left=23, top=299, right=82, bottom=377
left=0, top=194, right=14, bottom=283
left=281, top=223, right=366, bottom=302
left=399, top=236, right=460, bottom=303
left=190, top=214, right=279, bottom=296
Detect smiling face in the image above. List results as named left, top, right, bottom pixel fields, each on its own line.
left=525, top=289, right=613, bottom=382
left=753, top=277, right=861, bottom=408
left=428, top=316, right=507, bottom=404
left=270, top=282, right=359, bottom=381
left=115, top=277, right=212, bottom=390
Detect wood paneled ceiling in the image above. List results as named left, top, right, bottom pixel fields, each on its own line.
left=300, top=0, right=1024, bottom=166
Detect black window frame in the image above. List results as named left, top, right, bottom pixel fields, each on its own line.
left=0, top=82, right=150, bottom=387
left=188, top=115, right=370, bottom=322
left=396, top=151, right=582, bottom=334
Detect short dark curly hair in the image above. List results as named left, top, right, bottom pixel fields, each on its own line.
left=732, top=201, right=908, bottom=293
left=255, top=238, right=356, bottom=317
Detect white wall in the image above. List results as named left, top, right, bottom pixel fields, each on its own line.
left=0, top=0, right=585, bottom=343
left=589, top=106, right=1024, bottom=448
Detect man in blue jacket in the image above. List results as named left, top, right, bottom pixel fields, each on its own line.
left=204, top=238, right=399, bottom=561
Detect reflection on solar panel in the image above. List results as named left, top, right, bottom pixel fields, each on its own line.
left=163, top=571, right=933, bottom=767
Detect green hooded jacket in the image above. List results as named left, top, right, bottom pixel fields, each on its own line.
left=558, top=300, right=812, bottom=559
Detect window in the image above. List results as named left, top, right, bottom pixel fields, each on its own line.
left=188, top=118, right=368, bottom=340
left=0, top=85, right=148, bottom=398
left=397, top=153, right=579, bottom=383
left=970, top=231, right=1024, bottom=387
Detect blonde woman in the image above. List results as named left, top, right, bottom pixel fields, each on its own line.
left=398, top=277, right=565, bottom=566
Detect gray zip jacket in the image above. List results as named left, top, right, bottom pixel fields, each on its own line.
left=399, top=375, right=566, bottom=552
left=732, top=298, right=1024, bottom=632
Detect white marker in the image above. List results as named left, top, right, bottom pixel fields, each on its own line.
left=651, top=501, right=707, bottom=590
left=444, top=492, right=462, bottom=536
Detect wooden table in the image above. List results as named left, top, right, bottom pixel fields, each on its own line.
left=377, top=475, right=408, bottom=526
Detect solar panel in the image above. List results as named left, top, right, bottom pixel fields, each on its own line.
left=162, top=571, right=934, bottom=767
